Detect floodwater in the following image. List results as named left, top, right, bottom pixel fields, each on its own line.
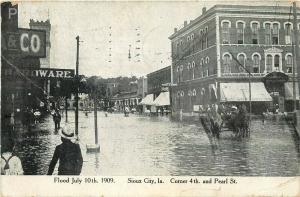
left=15, top=111, right=300, bottom=176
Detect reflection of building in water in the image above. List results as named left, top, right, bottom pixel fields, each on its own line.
left=169, top=5, right=300, bottom=119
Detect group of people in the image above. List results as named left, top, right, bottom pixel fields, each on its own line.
left=2, top=107, right=83, bottom=176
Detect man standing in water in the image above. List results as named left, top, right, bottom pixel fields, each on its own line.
left=47, top=127, right=83, bottom=175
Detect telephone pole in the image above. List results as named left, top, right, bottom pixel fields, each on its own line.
left=293, top=2, right=300, bottom=100
left=75, top=36, right=80, bottom=137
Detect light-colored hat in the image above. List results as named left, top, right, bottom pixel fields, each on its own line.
left=59, top=126, right=75, bottom=140
left=231, top=106, right=238, bottom=110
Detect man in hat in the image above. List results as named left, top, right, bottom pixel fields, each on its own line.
left=47, top=127, right=83, bottom=175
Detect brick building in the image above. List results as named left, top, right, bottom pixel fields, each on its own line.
left=169, top=5, right=300, bottom=118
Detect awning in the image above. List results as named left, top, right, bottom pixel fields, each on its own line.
left=285, top=82, right=300, bottom=100
left=220, top=82, right=272, bottom=102
left=139, top=94, right=154, bottom=105
left=153, top=91, right=170, bottom=106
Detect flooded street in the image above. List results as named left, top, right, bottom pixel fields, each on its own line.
left=16, top=111, right=300, bottom=176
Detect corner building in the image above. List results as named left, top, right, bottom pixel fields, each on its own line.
left=169, top=5, right=300, bottom=118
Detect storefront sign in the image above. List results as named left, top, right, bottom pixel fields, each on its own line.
left=4, top=28, right=46, bottom=57
left=3, top=68, right=75, bottom=79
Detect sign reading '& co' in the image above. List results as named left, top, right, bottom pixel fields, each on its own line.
left=5, top=28, right=46, bottom=57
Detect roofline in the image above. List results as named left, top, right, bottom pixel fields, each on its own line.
left=169, top=4, right=300, bottom=40
left=147, top=65, right=171, bottom=77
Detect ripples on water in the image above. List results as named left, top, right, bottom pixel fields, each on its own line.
left=15, top=111, right=300, bottom=176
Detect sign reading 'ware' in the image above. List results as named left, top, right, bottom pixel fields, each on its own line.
left=3, top=68, right=75, bottom=79
left=4, top=28, right=46, bottom=57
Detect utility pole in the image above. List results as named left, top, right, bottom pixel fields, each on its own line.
left=65, top=97, right=68, bottom=123
left=293, top=2, right=300, bottom=100
left=75, top=36, right=80, bottom=137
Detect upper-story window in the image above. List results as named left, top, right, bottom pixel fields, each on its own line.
left=222, top=20, right=231, bottom=44
left=265, top=23, right=272, bottom=45
left=236, top=21, right=245, bottom=44
left=223, top=53, right=232, bottom=73
left=205, top=56, right=210, bottom=64
left=252, top=53, right=260, bottom=73
left=237, top=53, right=246, bottom=72
left=274, top=55, right=280, bottom=71
left=251, top=21, right=259, bottom=44
left=191, top=33, right=194, bottom=40
left=272, top=23, right=279, bottom=45
left=187, top=36, right=190, bottom=42
left=285, top=54, right=293, bottom=73
left=284, top=22, right=292, bottom=45
left=266, top=55, right=273, bottom=73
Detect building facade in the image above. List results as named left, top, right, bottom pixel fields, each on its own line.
left=169, top=5, right=300, bottom=118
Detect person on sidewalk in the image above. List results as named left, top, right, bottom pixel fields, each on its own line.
left=52, top=109, right=61, bottom=131
left=1, top=137, right=23, bottom=175
left=47, top=127, right=83, bottom=175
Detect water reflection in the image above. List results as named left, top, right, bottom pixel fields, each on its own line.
left=14, top=111, right=300, bottom=176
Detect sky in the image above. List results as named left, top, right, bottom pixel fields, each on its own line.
left=18, top=0, right=292, bottom=78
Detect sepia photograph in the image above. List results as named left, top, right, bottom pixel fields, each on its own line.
left=1, top=0, right=300, bottom=195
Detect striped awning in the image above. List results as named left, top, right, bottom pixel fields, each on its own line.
left=220, top=82, right=272, bottom=102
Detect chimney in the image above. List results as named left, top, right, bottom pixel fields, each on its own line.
left=184, top=20, right=188, bottom=27
left=174, top=28, right=177, bottom=33
left=202, top=7, right=207, bottom=14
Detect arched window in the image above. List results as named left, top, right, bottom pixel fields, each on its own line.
left=265, top=22, right=271, bottom=45
left=266, top=54, right=272, bottom=73
left=192, top=89, right=197, bottom=96
left=274, top=55, right=280, bottom=71
left=221, top=20, right=231, bottom=44
left=272, top=23, right=279, bottom=45
left=236, top=21, right=245, bottom=44
left=286, top=54, right=293, bottom=73
left=180, top=91, right=184, bottom=97
left=205, top=56, right=210, bottom=64
left=223, top=53, right=232, bottom=73
left=191, top=33, right=194, bottom=40
left=284, top=22, right=292, bottom=44
left=176, top=66, right=179, bottom=72
left=187, top=62, right=191, bottom=69
left=252, top=54, right=260, bottom=73
left=251, top=21, right=259, bottom=44
left=237, top=53, right=246, bottom=72
left=192, top=61, right=195, bottom=67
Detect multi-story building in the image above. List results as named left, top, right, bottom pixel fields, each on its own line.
left=29, top=19, right=51, bottom=95
left=169, top=5, right=300, bottom=118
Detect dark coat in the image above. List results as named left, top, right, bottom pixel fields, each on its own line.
left=47, top=140, right=83, bottom=175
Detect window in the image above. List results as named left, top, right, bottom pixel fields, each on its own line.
left=252, top=54, right=260, bottom=73
left=265, top=23, right=271, bottom=45
left=176, top=66, right=179, bottom=72
left=272, top=23, right=279, bottom=45
left=191, top=33, right=194, bottom=40
left=205, top=56, right=210, bottom=64
left=274, top=55, right=280, bottom=71
left=237, top=53, right=246, bottom=72
left=285, top=23, right=292, bottom=44
left=251, top=22, right=259, bottom=44
left=187, top=36, right=190, bottom=42
left=192, top=89, right=197, bottom=96
left=286, top=54, right=293, bottom=73
left=237, top=21, right=245, bottom=44
left=187, top=62, right=191, bottom=69
left=200, top=58, right=204, bottom=66
left=180, top=91, right=184, bottom=97
left=222, top=21, right=230, bottom=44
left=266, top=55, right=272, bottom=72
left=223, top=54, right=231, bottom=73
